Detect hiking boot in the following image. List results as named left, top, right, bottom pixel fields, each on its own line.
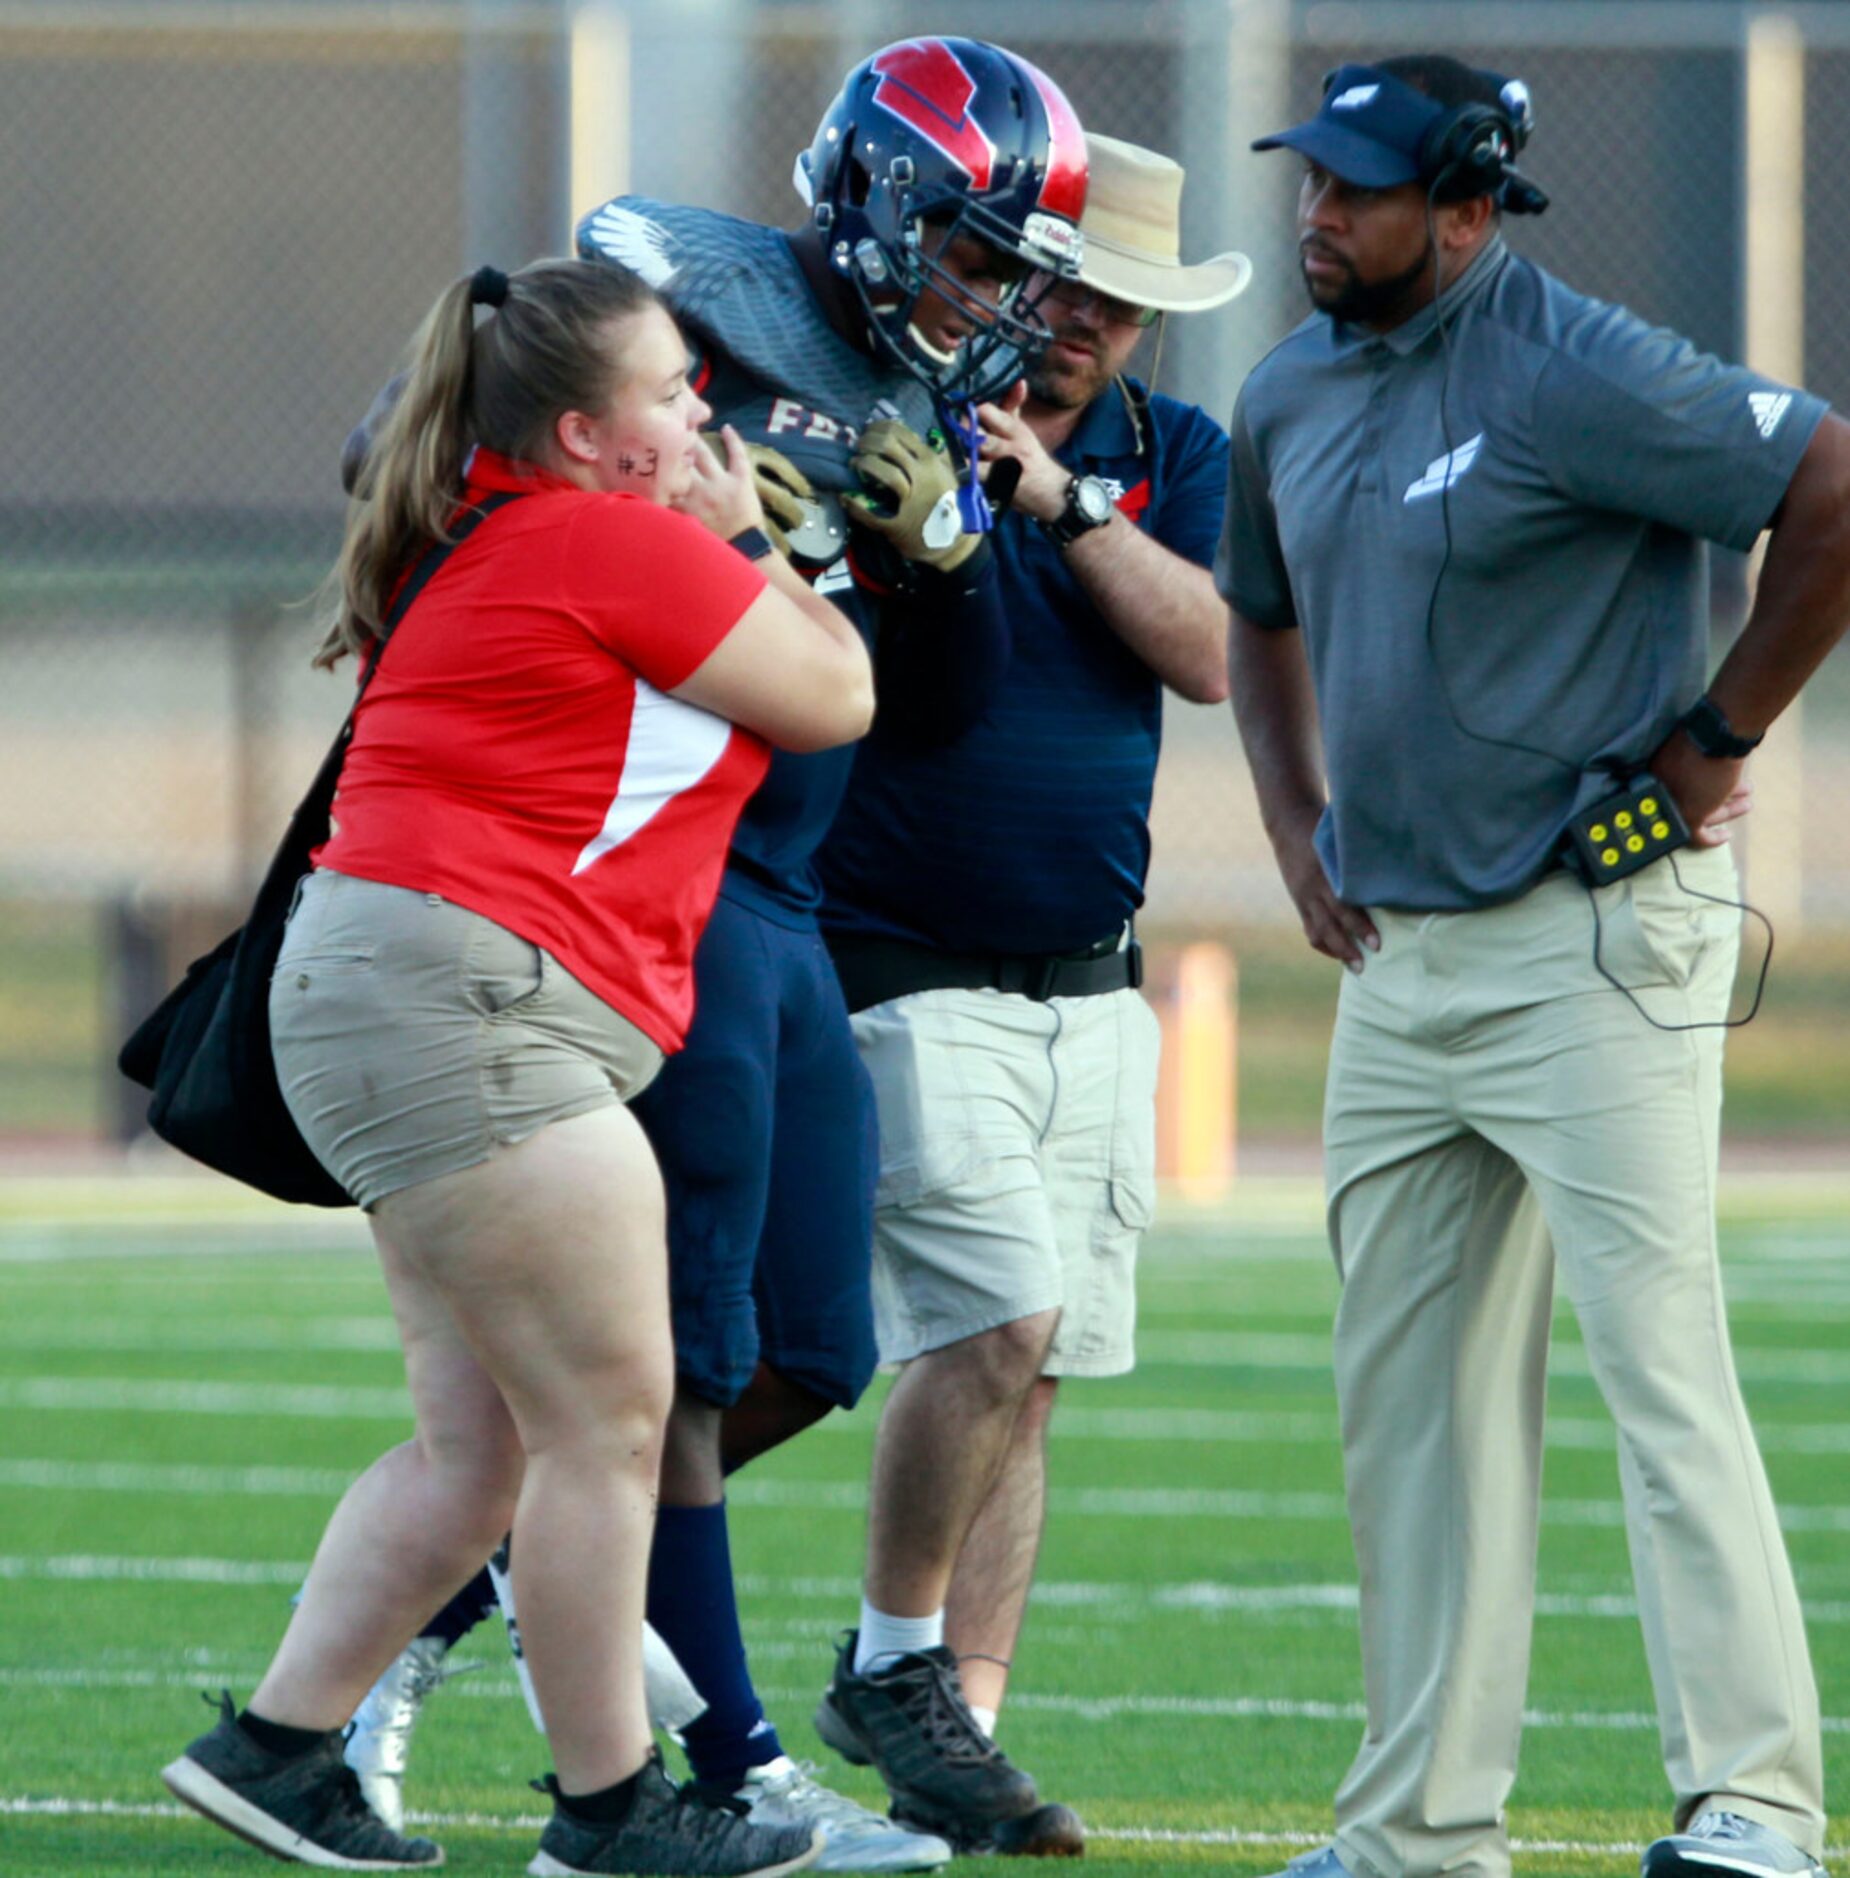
left=812, top=1633, right=1037, bottom=1837
left=161, top=1689, right=444, bottom=1868
left=1643, top=1814, right=1827, bottom=1878
left=345, top=1636, right=479, bottom=1832
left=528, top=1753, right=821, bottom=1877
left=894, top=1799, right=1085, bottom=1859
left=716, top=1757, right=949, bottom=1871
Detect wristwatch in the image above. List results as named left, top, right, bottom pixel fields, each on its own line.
left=1042, top=474, right=1115, bottom=549
left=1678, top=695, right=1764, bottom=760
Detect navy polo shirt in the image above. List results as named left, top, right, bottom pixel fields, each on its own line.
left=819, top=378, right=1231, bottom=956
left=1218, top=238, right=1826, bottom=910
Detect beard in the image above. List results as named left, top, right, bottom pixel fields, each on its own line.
left=1301, top=240, right=1435, bottom=326
left=1026, top=331, right=1113, bottom=409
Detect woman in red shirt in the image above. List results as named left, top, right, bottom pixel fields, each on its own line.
left=161, top=258, right=869, bottom=1877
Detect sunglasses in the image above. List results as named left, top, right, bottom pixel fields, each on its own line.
left=1041, top=278, right=1160, bottom=329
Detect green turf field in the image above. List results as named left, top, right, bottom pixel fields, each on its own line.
left=1, top=1175, right=1844, bottom=1877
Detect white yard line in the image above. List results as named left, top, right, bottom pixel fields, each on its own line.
left=4, top=1553, right=1848, bottom=1627
left=9, top=1379, right=1850, bottom=1459
left=6, top=1793, right=1845, bottom=1858
left=7, top=1456, right=1850, bottom=1534
left=1137, top=1331, right=1850, bottom=1384
left=4, top=1667, right=1848, bottom=1741
left=0, top=1318, right=400, bottom=1351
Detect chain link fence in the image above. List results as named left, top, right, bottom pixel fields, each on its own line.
left=5, top=0, right=1848, bottom=1144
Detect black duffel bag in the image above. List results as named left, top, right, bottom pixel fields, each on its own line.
left=118, top=496, right=519, bottom=1204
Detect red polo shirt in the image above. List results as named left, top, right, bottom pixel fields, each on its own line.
left=315, top=451, right=770, bottom=1050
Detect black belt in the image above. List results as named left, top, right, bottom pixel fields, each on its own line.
left=828, top=930, right=1143, bottom=1015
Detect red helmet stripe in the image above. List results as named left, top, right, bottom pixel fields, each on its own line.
left=870, top=40, right=996, bottom=190
left=1018, top=58, right=1087, bottom=220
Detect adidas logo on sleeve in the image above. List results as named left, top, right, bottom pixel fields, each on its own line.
left=1748, top=391, right=1793, bottom=439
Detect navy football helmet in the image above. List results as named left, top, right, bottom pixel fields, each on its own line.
left=795, top=37, right=1088, bottom=404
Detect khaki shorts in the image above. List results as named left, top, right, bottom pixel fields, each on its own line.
left=270, top=870, right=662, bottom=1210
left=852, top=984, right=1160, bottom=1377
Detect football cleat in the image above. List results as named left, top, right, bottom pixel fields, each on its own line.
left=344, top=1636, right=477, bottom=1833
left=723, top=1758, right=950, bottom=1871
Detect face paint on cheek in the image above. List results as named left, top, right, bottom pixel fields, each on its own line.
left=609, top=445, right=663, bottom=491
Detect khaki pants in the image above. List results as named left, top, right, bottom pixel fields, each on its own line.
left=1323, top=848, right=1822, bottom=1878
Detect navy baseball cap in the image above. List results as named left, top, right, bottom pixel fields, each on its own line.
left=1252, top=65, right=1448, bottom=187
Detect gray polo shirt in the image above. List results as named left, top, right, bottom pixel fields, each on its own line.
left=1216, top=237, right=1826, bottom=910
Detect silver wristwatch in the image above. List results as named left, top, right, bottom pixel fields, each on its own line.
left=1042, top=474, right=1115, bottom=549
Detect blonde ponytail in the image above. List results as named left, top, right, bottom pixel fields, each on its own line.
left=313, top=257, right=662, bottom=669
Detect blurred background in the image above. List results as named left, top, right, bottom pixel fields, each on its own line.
left=5, top=0, right=1848, bottom=1166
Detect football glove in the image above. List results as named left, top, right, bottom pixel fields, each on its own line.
left=702, top=434, right=812, bottom=559
left=844, top=419, right=979, bottom=573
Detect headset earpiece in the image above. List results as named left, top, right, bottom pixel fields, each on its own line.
left=1420, top=93, right=1549, bottom=216
left=1421, top=103, right=1512, bottom=198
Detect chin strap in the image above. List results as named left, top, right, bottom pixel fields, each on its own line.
left=943, top=401, right=996, bottom=533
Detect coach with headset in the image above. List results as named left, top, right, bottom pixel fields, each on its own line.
left=1219, top=54, right=1850, bottom=1878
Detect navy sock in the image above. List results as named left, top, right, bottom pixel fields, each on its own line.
left=420, top=1564, right=499, bottom=1648
left=647, top=1502, right=783, bottom=1787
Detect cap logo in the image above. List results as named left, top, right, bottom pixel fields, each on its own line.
left=1329, top=84, right=1380, bottom=111
left=871, top=40, right=995, bottom=190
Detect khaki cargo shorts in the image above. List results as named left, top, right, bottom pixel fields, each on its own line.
left=270, top=869, right=662, bottom=1209
left=852, top=984, right=1160, bottom=1376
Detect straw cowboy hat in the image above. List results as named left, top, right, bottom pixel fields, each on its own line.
left=1077, top=133, right=1252, bottom=312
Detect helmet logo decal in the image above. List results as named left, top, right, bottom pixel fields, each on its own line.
left=870, top=39, right=996, bottom=189
left=1018, top=58, right=1087, bottom=221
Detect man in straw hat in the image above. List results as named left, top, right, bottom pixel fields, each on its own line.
left=811, top=133, right=1251, bottom=1859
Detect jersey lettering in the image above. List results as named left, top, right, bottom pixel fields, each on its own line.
left=763, top=398, right=852, bottom=446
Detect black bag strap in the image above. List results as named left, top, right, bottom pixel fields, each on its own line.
left=247, top=492, right=524, bottom=927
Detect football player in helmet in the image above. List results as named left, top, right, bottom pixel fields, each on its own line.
left=794, top=36, right=1086, bottom=408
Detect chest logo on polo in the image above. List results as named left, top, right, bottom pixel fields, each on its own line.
left=1748, top=391, right=1792, bottom=440
left=1402, top=433, right=1483, bottom=504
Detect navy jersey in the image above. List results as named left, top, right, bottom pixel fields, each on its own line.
left=818, top=378, right=1230, bottom=955
left=577, top=197, right=964, bottom=927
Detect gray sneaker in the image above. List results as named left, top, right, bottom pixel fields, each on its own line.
left=1644, top=1814, right=1827, bottom=1878
left=345, top=1636, right=477, bottom=1832
left=528, top=1753, right=822, bottom=1877
left=1258, top=1850, right=1351, bottom=1878
left=161, top=1689, right=444, bottom=1868
left=812, top=1633, right=1038, bottom=1838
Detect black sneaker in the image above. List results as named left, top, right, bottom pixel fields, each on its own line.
left=812, top=1632, right=1038, bottom=1837
left=899, top=1800, right=1087, bottom=1859
left=161, top=1689, right=444, bottom=1868
left=528, top=1753, right=822, bottom=1877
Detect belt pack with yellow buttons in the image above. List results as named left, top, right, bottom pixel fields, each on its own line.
left=1562, top=774, right=1690, bottom=885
